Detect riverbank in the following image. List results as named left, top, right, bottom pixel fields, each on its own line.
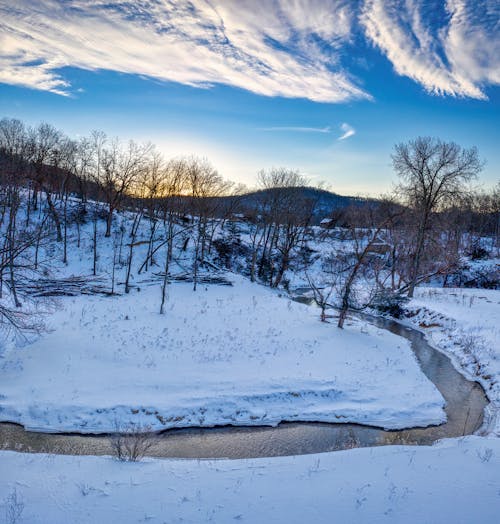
left=0, top=275, right=445, bottom=434
left=405, top=287, right=500, bottom=435
left=0, top=315, right=487, bottom=458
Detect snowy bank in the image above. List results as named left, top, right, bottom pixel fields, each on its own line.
left=407, top=287, right=500, bottom=435
left=0, top=275, right=445, bottom=433
left=1, top=436, right=499, bottom=523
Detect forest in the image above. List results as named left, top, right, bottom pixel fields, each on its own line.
left=0, top=116, right=498, bottom=336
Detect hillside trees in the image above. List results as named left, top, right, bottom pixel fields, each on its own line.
left=252, top=168, right=316, bottom=288
left=26, top=123, right=65, bottom=241
left=1, top=115, right=496, bottom=336
left=0, top=119, right=49, bottom=333
left=185, top=157, right=233, bottom=291
left=0, top=118, right=30, bottom=309
left=91, top=133, right=153, bottom=237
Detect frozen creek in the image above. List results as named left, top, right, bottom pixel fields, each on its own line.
left=0, top=312, right=488, bottom=458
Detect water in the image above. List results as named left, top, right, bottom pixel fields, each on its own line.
left=0, top=311, right=487, bottom=459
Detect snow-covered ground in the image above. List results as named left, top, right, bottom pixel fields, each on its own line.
left=0, top=272, right=445, bottom=433
left=1, top=436, right=499, bottom=523
left=0, top=202, right=498, bottom=523
left=407, top=287, right=500, bottom=435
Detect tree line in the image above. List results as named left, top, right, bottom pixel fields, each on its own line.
left=0, top=117, right=498, bottom=333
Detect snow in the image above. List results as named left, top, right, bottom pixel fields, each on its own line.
left=407, top=287, right=500, bottom=435
left=0, top=273, right=445, bottom=433
left=0, top=199, right=498, bottom=522
left=1, top=436, right=499, bottom=523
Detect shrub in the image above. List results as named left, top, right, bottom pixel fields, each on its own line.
left=109, top=423, right=158, bottom=461
left=468, top=245, right=490, bottom=260
left=4, top=489, right=24, bottom=524
left=371, top=290, right=409, bottom=318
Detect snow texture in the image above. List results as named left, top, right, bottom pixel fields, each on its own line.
left=0, top=274, right=445, bottom=433
left=1, top=436, right=498, bottom=523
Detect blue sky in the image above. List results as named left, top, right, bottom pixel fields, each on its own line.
left=0, top=0, right=498, bottom=195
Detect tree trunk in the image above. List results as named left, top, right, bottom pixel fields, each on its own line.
left=272, top=251, right=289, bottom=289
left=407, top=216, right=427, bottom=298
left=8, top=211, right=21, bottom=308
left=93, top=218, right=98, bottom=276
left=45, top=189, right=62, bottom=242
left=160, top=221, right=174, bottom=314
left=105, top=205, right=114, bottom=237
left=63, top=196, right=68, bottom=264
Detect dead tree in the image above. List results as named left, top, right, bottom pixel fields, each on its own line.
left=305, top=269, right=336, bottom=322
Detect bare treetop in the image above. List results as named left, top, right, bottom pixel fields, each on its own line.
left=392, top=136, right=483, bottom=297
left=393, top=137, right=482, bottom=211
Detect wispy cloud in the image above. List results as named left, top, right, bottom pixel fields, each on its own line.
left=0, top=1, right=497, bottom=101
left=338, top=123, right=355, bottom=140
left=0, top=0, right=368, bottom=103
left=361, top=0, right=499, bottom=99
left=260, top=126, right=332, bottom=133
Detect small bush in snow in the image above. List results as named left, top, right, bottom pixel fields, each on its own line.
left=468, top=245, right=490, bottom=260
left=371, top=290, right=409, bottom=318
left=4, top=489, right=24, bottom=524
left=110, top=423, right=158, bottom=462
left=476, top=448, right=494, bottom=463
left=459, top=334, right=476, bottom=357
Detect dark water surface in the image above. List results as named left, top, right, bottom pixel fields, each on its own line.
left=0, top=312, right=487, bottom=459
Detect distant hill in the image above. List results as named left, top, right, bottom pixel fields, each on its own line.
left=0, top=149, right=379, bottom=223
left=226, top=186, right=379, bottom=223
left=149, top=186, right=381, bottom=224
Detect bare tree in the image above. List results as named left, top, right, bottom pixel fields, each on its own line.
left=26, top=122, right=64, bottom=240
left=392, top=137, right=482, bottom=297
left=184, top=157, right=232, bottom=291
left=305, top=270, right=335, bottom=322
left=324, top=201, right=402, bottom=328
left=141, top=150, right=165, bottom=272
left=159, top=158, right=191, bottom=313
left=73, top=136, right=94, bottom=208
left=92, top=134, right=152, bottom=237
left=254, top=168, right=315, bottom=288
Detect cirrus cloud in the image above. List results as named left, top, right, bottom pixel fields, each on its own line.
left=260, top=126, right=332, bottom=133
left=0, top=0, right=368, bottom=103
left=0, top=0, right=498, bottom=102
left=361, top=0, right=500, bottom=99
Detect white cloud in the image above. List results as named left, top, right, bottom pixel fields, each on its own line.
left=0, top=0, right=497, bottom=102
left=361, top=0, right=500, bottom=99
left=338, top=122, right=355, bottom=140
left=260, top=126, right=331, bottom=133
left=0, top=0, right=368, bottom=103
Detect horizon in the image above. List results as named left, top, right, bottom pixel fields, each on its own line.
left=0, top=0, right=499, bottom=196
